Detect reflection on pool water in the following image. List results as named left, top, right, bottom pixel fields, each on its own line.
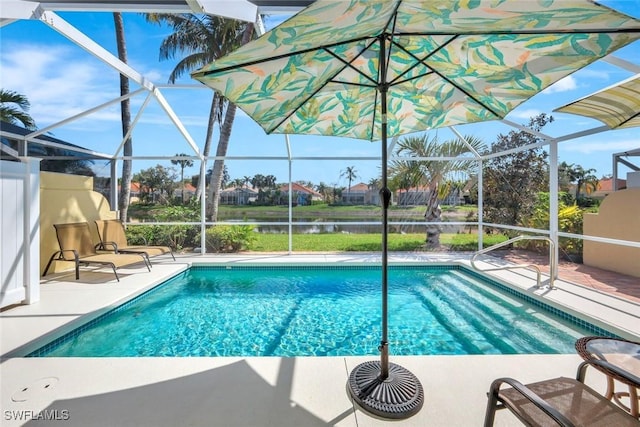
left=30, top=265, right=614, bottom=357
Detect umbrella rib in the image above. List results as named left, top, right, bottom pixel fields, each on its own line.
left=195, top=35, right=375, bottom=77
left=266, top=40, right=380, bottom=134
left=385, top=34, right=504, bottom=120
left=324, top=43, right=380, bottom=87
left=392, top=28, right=640, bottom=37
left=430, top=72, right=503, bottom=121
left=386, top=35, right=455, bottom=87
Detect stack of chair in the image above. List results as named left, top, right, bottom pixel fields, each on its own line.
left=43, top=222, right=150, bottom=282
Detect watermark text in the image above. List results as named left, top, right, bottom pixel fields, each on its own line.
left=4, top=410, right=70, bottom=422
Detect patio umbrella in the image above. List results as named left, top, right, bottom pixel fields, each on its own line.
left=192, top=0, right=640, bottom=419
left=554, top=74, right=640, bottom=129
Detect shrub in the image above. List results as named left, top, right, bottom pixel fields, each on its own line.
left=124, top=205, right=200, bottom=250
left=205, top=225, right=256, bottom=253
left=518, top=192, right=584, bottom=257
left=125, top=225, right=159, bottom=246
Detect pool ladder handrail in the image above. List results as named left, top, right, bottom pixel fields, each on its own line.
left=470, top=235, right=556, bottom=289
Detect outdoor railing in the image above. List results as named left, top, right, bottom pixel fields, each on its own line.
left=470, top=235, right=556, bottom=288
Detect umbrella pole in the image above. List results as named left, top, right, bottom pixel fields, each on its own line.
left=379, top=121, right=390, bottom=380
left=346, top=36, right=423, bottom=419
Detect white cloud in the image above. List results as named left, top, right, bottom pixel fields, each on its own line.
left=576, top=69, right=613, bottom=81
left=0, top=43, right=172, bottom=129
left=543, top=75, right=578, bottom=94
left=143, top=69, right=164, bottom=83
left=562, top=138, right=640, bottom=154
left=1, top=43, right=120, bottom=125
left=507, top=109, right=543, bottom=120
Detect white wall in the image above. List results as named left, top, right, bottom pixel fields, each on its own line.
left=627, top=171, right=640, bottom=188
left=1, top=159, right=40, bottom=308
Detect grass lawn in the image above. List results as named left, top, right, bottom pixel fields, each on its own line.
left=250, top=232, right=506, bottom=252
left=130, top=202, right=475, bottom=221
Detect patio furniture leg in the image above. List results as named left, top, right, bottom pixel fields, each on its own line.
left=483, top=381, right=501, bottom=427
left=74, top=254, right=80, bottom=280
left=605, top=376, right=615, bottom=400
left=108, top=263, right=120, bottom=282
left=42, top=251, right=62, bottom=277
left=632, top=387, right=639, bottom=418
left=611, top=386, right=639, bottom=418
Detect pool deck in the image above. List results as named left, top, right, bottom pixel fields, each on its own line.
left=1, top=253, right=639, bottom=426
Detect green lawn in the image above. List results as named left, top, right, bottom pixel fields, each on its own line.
left=217, top=203, right=427, bottom=219
left=130, top=202, right=473, bottom=221
left=250, top=232, right=506, bottom=252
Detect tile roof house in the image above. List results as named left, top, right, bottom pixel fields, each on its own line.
left=278, top=183, right=323, bottom=206
left=173, top=182, right=197, bottom=201
left=220, top=185, right=258, bottom=205
left=342, top=182, right=380, bottom=205
left=591, top=178, right=627, bottom=199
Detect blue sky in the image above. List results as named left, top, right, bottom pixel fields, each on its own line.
left=1, top=1, right=639, bottom=187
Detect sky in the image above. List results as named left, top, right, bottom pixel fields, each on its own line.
left=1, top=1, right=639, bottom=188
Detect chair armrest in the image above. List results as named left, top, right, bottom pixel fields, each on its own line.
left=578, top=359, right=640, bottom=387
left=59, top=249, right=80, bottom=262
left=488, top=378, right=576, bottom=427
left=96, top=241, right=119, bottom=252
left=43, top=249, right=78, bottom=277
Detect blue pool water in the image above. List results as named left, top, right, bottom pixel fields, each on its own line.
left=30, top=265, right=613, bottom=357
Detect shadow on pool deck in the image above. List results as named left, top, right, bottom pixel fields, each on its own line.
left=18, top=359, right=347, bottom=427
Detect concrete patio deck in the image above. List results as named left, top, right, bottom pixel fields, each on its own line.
left=1, top=253, right=638, bottom=426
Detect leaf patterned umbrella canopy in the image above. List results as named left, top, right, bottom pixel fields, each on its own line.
left=554, top=74, right=640, bottom=129
left=192, top=0, right=640, bottom=140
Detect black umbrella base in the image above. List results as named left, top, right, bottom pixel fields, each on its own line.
left=348, top=360, right=424, bottom=419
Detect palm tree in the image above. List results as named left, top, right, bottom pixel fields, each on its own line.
left=263, top=174, right=277, bottom=189
left=340, top=166, right=358, bottom=204
left=315, top=182, right=329, bottom=203
left=558, top=161, right=576, bottom=193
left=0, top=89, right=37, bottom=130
left=231, top=177, right=244, bottom=205
left=113, top=12, right=134, bottom=223
left=251, top=174, right=266, bottom=203
left=574, top=165, right=599, bottom=200
left=171, top=153, right=194, bottom=203
left=209, top=24, right=254, bottom=219
left=145, top=13, right=254, bottom=219
left=558, top=162, right=599, bottom=201
left=367, top=178, right=381, bottom=191
left=390, top=133, right=486, bottom=247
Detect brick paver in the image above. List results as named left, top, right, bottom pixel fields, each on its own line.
left=491, top=250, right=640, bottom=304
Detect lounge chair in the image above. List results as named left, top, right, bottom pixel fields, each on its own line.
left=43, top=222, right=150, bottom=282
left=94, top=219, right=175, bottom=265
left=484, top=359, right=640, bottom=427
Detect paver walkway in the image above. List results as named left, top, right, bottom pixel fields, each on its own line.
left=490, top=249, right=640, bottom=304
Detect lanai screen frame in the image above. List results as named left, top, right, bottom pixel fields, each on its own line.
left=2, top=0, right=640, bottom=277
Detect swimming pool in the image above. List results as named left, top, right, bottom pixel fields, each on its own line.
left=29, top=265, right=614, bottom=357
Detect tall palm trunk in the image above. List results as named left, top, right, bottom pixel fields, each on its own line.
left=424, top=183, right=442, bottom=247
left=180, top=166, right=185, bottom=202
left=196, top=94, right=220, bottom=201
left=207, top=103, right=236, bottom=220
left=206, top=24, right=254, bottom=221
left=114, top=12, right=133, bottom=222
